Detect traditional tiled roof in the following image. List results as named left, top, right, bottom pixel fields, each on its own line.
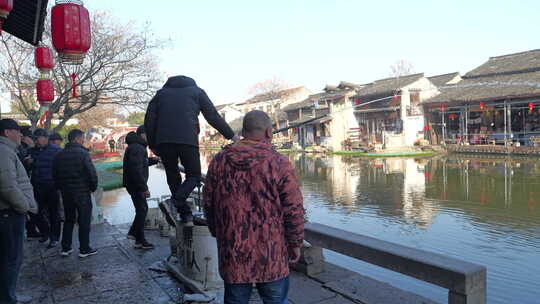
left=427, top=72, right=460, bottom=87
left=424, top=50, right=540, bottom=105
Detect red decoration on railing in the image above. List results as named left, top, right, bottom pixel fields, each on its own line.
left=0, top=0, right=13, bottom=34
left=35, top=46, right=55, bottom=73
left=480, top=101, right=485, bottom=111
left=440, top=104, right=447, bottom=112
left=529, top=102, right=534, bottom=113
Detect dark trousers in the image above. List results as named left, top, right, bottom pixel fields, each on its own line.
left=61, top=192, right=92, bottom=252
left=127, top=191, right=148, bottom=243
left=158, top=144, right=201, bottom=216
left=224, top=276, right=290, bottom=304
left=0, top=210, right=25, bottom=304
left=34, top=186, right=62, bottom=242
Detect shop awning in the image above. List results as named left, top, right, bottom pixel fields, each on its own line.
left=3, top=0, right=49, bottom=46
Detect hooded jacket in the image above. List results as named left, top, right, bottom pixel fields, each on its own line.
left=0, top=136, right=38, bottom=214
left=203, top=139, right=304, bottom=284
left=144, top=76, right=235, bottom=150
left=122, top=132, right=158, bottom=193
left=52, top=142, right=98, bottom=194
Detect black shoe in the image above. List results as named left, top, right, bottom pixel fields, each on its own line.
left=47, top=241, right=59, bottom=249
left=60, top=248, right=73, bottom=257
left=78, top=248, right=98, bottom=258
left=134, top=241, right=155, bottom=250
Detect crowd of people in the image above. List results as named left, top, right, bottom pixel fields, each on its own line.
left=0, top=75, right=305, bottom=304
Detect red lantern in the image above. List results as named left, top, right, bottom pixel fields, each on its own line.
left=480, top=101, right=485, bottom=111
left=529, top=102, right=534, bottom=113
left=51, top=0, right=91, bottom=98
left=36, top=79, right=55, bottom=106
left=35, top=46, right=55, bottom=73
left=423, top=125, right=430, bottom=131
left=354, top=99, right=361, bottom=105
left=449, top=113, right=458, bottom=120
left=0, top=0, right=13, bottom=33
left=51, top=1, right=91, bottom=64
left=440, top=104, right=447, bottom=112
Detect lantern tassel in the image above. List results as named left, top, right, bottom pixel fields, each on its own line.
left=0, top=19, right=4, bottom=35
left=70, top=73, right=77, bottom=98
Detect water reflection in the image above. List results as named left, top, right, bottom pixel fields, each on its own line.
left=99, top=152, right=540, bottom=304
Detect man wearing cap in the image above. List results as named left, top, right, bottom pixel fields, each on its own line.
left=0, top=119, right=38, bottom=304
left=122, top=125, right=159, bottom=249
left=30, top=129, right=63, bottom=248
left=49, top=133, right=63, bottom=147
left=17, top=126, right=43, bottom=240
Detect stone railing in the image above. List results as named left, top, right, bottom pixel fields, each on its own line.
left=302, top=223, right=486, bottom=304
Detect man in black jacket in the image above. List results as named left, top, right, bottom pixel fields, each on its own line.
left=123, top=126, right=159, bottom=249
left=30, top=128, right=63, bottom=248
left=52, top=129, right=98, bottom=258
left=144, top=75, right=239, bottom=224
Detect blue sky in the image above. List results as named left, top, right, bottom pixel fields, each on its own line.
left=86, top=0, right=539, bottom=104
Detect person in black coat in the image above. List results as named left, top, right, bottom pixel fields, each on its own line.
left=30, top=128, right=63, bottom=247
left=144, top=75, right=239, bottom=225
left=52, top=129, right=98, bottom=258
left=123, top=126, right=159, bottom=249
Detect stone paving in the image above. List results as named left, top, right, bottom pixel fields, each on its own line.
left=16, top=222, right=435, bottom=304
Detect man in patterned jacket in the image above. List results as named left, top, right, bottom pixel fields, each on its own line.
left=203, top=110, right=304, bottom=304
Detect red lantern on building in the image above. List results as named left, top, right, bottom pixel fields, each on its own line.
left=529, top=102, right=534, bottom=113
left=51, top=0, right=91, bottom=97
left=440, top=104, right=447, bottom=112
left=0, top=0, right=13, bottom=34
left=480, top=101, right=485, bottom=111
left=35, top=46, right=55, bottom=74
left=36, top=79, right=55, bottom=107
left=354, top=98, right=361, bottom=105
left=449, top=113, right=458, bottom=120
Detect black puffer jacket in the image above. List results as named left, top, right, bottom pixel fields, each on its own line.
left=52, top=142, right=98, bottom=194
left=144, top=76, right=235, bottom=150
left=122, top=132, right=158, bottom=193
left=30, top=144, right=62, bottom=189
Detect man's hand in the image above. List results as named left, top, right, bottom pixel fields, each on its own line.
left=143, top=190, right=151, bottom=198
left=288, top=247, right=301, bottom=264
left=232, top=135, right=242, bottom=143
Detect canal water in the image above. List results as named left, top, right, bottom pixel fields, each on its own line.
left=100, top=152, right=540, bottom=304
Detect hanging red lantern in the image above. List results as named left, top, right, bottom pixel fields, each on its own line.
left=449, top=113, right=458, bottom=120
left=529, top=102, right=534, bottom=113
left=423, top=125, right=430, bottom=131
left=35, top=46, right=55, bottom=73
left=51, top=1, right=91, bottom=64
left=354, top=98, right=361, bottom=105
left=51, top=0, right=91, bottom=98
left=440, top=104, right=447, bottom=112
left=0, top=0, right=13, bottom=34
left=480, top=101, right=485, bottom=111
left=391, top=95, right=401, bottom=105
left=36, top=79, right=55, bottom=106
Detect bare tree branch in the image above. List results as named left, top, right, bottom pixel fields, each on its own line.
left=0, top=11, right=167, bottom=131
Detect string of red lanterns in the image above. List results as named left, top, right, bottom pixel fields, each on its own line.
left=0, top=0, right=13, bottom=34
